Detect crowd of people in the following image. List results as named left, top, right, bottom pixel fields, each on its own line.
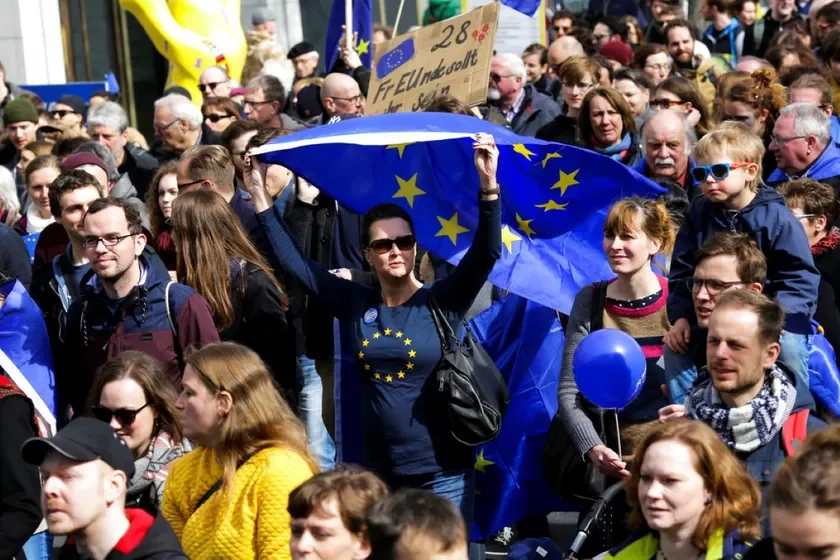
left=2, top=1, right=840, bottom=559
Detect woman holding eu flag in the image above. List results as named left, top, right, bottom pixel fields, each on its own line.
left=242, top=134, right=501, bottom=538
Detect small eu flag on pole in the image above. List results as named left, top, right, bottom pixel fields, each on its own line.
left=325, top=0, right=374, bottom=70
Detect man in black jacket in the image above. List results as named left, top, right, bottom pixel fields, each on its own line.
left=22, top=418, right=186, bottom=559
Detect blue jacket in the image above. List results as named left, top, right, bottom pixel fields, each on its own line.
left=767, top=139, right=840, bottom=186
left=604, top=528, right=755, bottom=559
left=668, top=184, right=820, bottom=334
left=63, top=257, right=219, bottom=414
left=509, top=84, right=562, bottom=139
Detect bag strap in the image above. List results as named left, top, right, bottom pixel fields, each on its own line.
left=782, top=409, right=810, bottom=457
left=194, top=451, right=258, bottom=511
left=589, top=281, right=609, bottom=332
left=165, top=281, right=176, bottom=335
left=428, top=292, right=457, bottom=354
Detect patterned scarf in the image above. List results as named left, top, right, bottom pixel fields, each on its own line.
left=686, top=364, right=796, bottom=453
left=128, top=431, right=192, bottom=506
left=590, top=133, right=632, bottom=162
left=812, top=231, right=840, bottom=256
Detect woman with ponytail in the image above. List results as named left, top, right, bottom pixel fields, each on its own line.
left=720, top=67, right=787, bottom=180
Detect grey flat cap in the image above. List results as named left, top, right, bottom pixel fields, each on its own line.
left=252, top=8, right=277, bottom=26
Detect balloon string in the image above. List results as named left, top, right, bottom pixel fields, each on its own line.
left=614, top=412, right=622, bottom=460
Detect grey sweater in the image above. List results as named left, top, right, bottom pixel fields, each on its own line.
left=557, top=285, right=605, bottom=457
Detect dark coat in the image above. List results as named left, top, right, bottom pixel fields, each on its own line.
left=119, top=144, right=160, bottom=201
left=536, top=113, right=579, bottom=146
left=509, top=84, right=563, bottom=138
left=0, top=222, right=32, bottom=290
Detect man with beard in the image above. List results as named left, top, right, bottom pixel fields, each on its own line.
left=487, top=53, right=560, bottom=137
left=665, top=20, right=725, bottom=110
left=635, top=109, right=698, bottom=197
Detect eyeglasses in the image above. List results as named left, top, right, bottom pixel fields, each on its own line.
left=649, top=98, right=685, bottom=110
left=794, top=213, right=818, bottom=220
left=91, top=403, right=150, bottom=425
left=329, top=94, right=364, bottom=104
left=690, top=162, right=751, bottom=183
left=564, top=81, right=595, bottom=93
left=770, top=134, right=808, bottom=147
left=645, top=62, right=673, bottom=72
left=177, top=179, right=205, bottom=190
left=593, top=33, right=611, bottom=42
left=81, top=233, right=137, bottom=249
left=198, top=81, right=224, bottom=92
left=243, top=100, right=274, bottom=109
left=368, top=234, right=416, bottom=255
left=489, top=73, right=513, bottom=83
left=50, top=110, right=75, bottom=119
left=686, top=278, right=746, bottom=295
left=153, top=119, right=178, bottom=133
left=204, top=113, right=234, bottom=123
left=553, top=25, right=571, bottom=34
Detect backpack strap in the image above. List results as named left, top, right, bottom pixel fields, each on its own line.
left=782, top=409, right=810, bottom=456
left=589, top=281, right=609, bottom=332
left=164, top=281, right=185, bottom=371
left=165, top=281, right=176, bottom=335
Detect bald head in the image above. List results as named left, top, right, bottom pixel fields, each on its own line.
left=548, top=36, right=585, bottom=68
left=199, top=66, right=232, bottom=99
left=643, top=109, right=694, bottom=180
left=321, top=73, right=365, bottom=117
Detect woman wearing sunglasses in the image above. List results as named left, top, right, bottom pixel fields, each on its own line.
left=720, top=68, right=786, bottom=181
left=578, top=86, right=643, bottom=167
left=201, top=97, right=240, bottom=134
left=241, top=134, right=501, bottom=535
left=171, top=188, right=297, bottom=405
left=651, top=76, right=715, bottom=138
left=86, top=351, right=191, bottom=512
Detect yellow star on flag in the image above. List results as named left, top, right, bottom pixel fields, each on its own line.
left=374, top=373, right=381, bottom=379
left=536, top=199, right=568, bottom=212
left=398, top=370, right=406, bottom=378
left=384, top=328, right=392, bottom=336
left=386, top=143, right=413, bottom=158
left=358, top=351, right=364, bottom=359
left=513, top=143, right=536, bottom=161
left=551, top=169, right=580, bottom=196
left=435, top=212, right=469, bottom=245
left=373, top=332, right=381, bottom=339
left=396, top=331, right=403, bottom=338
left=355, top=38, right=370, bottom=55
left=474, top=449, right=495, bottom=473
left=362, top=339, right=370, bottom=347
left=385, top=374, right=393, bottom=382
left=393, top=174, right=426, bottom=207
left=541, top=152, right=562, bottom=168
left=364, top=364, right=371, bottom=371
left=404, top=338, right=412, bottom=346
left=515, top=213, right=536, bottom=239
left=408, top=350, right=417, bottom=358
left=501, top=225, right=522, bottom=254
left=406, top=362, right=414, bottom=370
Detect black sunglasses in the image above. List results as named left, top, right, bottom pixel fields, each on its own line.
left=91, top=403, right=150, bottom=425
left=368, top=234, right=416, bottom=255
left=204, top=113, right=233, bottom=123
left=199, top=81, right=224, bottom=92
left=50, top=110, right=76, bottom=119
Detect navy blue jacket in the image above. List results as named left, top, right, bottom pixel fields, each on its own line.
left=668, top=184, right=820, bottom=334
left=509, top=84, right=562, bottom=139
left=767, top=140, right=840, bottom=194
left=63, top=257, right=220, bottom=414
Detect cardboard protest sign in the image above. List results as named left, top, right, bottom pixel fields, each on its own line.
left=367, top=2, right=500, bottom=115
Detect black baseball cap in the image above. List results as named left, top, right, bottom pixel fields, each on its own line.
left=55, top=95, right=87, bottom=116
left=21, top=417, right=136, bottom=479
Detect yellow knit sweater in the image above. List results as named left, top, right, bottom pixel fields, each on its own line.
left=161, top=446, right=313, bottom=559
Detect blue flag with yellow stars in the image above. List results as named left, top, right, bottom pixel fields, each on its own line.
left=468, top=294, right=568, bottom=539
left=254, top=112, right=663, bottom=314
left=325, top=0, right=373, bottom=70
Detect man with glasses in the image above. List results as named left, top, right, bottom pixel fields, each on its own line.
left=151, top=94, right=212, bottom=163
left=320, top=73, right=366, bottom=122
left=664, top=232, right=768, bottom=404
left=245, top=74, right=307, bottom=131
left=288, top=42, right=321, bottom=82
left=49, top=95, right=86, bottom=138
left=487, top=53, right=560, bottom=137
left=61, top=198, right=218, bottom=414
left=198, top=66, right=232, bottom=100
left=767, top=103, right=840, bottom=193
left=551, top=10, right=575, bottom=38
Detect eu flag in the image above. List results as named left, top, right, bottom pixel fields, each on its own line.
left=501, top=0, right=542, bottom=16
left=468, top=294, right=568, bottom=539
left=254, top=112, right=663, bottom=314
left=325, top=0, right=373, bottom=71
left=376, top=38, right=415, bottom=79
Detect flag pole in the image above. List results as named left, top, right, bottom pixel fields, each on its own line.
left=378, top=0, right=387, bottom=28
left=394, top=0, right=406, bottom=34
left=345, top=0, right=354, bottom=50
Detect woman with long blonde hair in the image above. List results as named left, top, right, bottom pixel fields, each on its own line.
left=171, top=189, right=296, bottom=403
left=598, top=419, right=761, bottom=559
left=162, top=342, right=316, bottom=559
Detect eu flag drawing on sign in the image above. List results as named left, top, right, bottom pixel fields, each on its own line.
left=325, top=0, right=373, bottom=71
left=501, top=0, right=542, bottom=16
left=253, top=112, right=664, bottom=314
left=376, top=37, right=416, bottom=79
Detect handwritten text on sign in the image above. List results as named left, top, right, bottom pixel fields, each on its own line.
left=368, top=2, right=500, bottom=115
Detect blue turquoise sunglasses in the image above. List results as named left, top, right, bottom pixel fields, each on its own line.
left=690, top=162, right=751, bottom=183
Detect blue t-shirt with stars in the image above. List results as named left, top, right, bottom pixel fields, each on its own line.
left=258, top=198, right=501, bottom=476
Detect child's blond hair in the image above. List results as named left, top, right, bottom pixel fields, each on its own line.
left=693, top=122, right=765, bottom=192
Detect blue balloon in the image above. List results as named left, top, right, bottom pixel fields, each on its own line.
left=573, top=329, right=646, bottom=409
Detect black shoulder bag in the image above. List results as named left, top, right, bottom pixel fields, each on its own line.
left=428, top=294, right=510, bottom=447
left=193, top=451, right=257, bottom=511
